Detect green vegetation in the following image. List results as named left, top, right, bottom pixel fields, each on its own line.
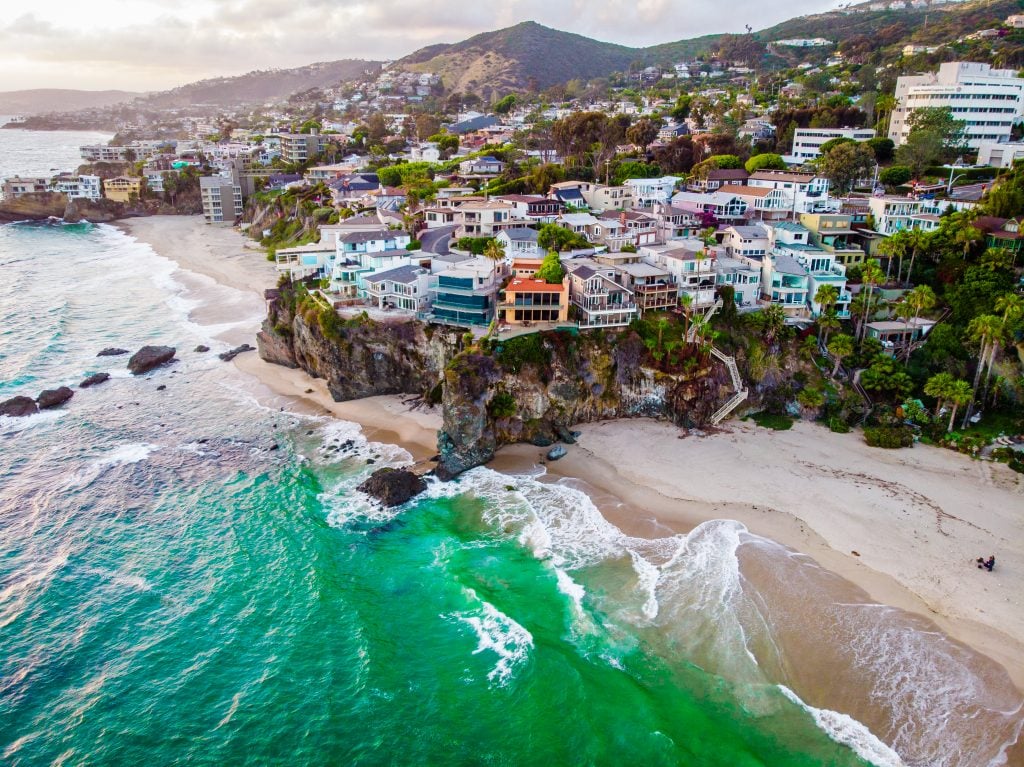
left=535, top=251, right=566, bottom=284
left=495, top=333, right=551, bottom=373
left=747, top=412, right=794, bottom=431
left=538, top=223, right=589, bottom=252
left=863, top=426, right=914, bottom=449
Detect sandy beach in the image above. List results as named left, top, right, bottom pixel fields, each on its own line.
left=121, top=214, right=1024, bottom=696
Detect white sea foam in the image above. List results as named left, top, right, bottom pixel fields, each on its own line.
left=61, top=443, right=159, bottom=489
left=449, top=589, right=533, bottom=687
left=779, top=685, right=907, bottom=767
left=0, top=409, right=65, bottom=435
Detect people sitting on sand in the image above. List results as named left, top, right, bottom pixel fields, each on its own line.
left=976, top=555, right=995, bottom=572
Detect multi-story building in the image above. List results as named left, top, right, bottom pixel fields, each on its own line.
left=102, top=176, right=144, bottom=203
left=565, top=262, right=639, bottom=328
left=889, top=62, right=1024, bottom=148
left=331, top=229, right=413, bottom=296
left=671, top=190, right=749, bottom=222
left=549, top=181, right=634, bottom=213
left=454, top=201, right=520, bottom=238
left=746, top=170, right=835, bottom=214
left=687, top=168, right=749, bottom=193
left=714, top=255, right=762, bottom=307
left=1, top=176, right=49, bottom=199
left=799, top=212, right=867, bottom=267
left=199, top=176, right=242, bottom=224
left=493, top=194, right=564, bottom=223
left=495, top=228, right=541, bottom=260
left=617, top=262, right=677, bottom=312
left=642, top=243, right=719, bottom=308
left=976, top=140, right=1024, bottom=168
left=769, top=222, right=850, bottom=318
left=277, top=131, right=328, bottom=165
left=363, top=265, right=431, bottom=312
left=499, top=271, right=570, bottom=325
left=424, top=259, right=503, bottom=327
left=624, top=176, right=682, bottom=208
left=722, top=225, right=771, bottom=258
left=789, top=127, right=876, bottom=162
left=50, top=174, right=102, bottom=200
left=866, top=196, right=926, bottom=235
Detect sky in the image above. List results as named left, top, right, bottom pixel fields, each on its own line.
left=0, top=0, right=838, bottom=93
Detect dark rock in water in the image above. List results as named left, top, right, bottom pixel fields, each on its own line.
left=128, top=345, right=176, bottom=375
left=366, top=459, right=376, bottom=465
left=546, top=445, right=567, bottom=461
left=268, top=443, right=279, bottom=451
left=0, top=396, right=39, bottom=417
left=194, top=345, right=210, bottom=353
left=97, top=347, right=129, bottom=357
left=156, top=385, right=167, bottom=391
left=37, top=386, right=74, bottom=409
left=79, top=372, right=110, bottom=388
left=357, top=467, right=426, bottom=507
left=218, top=343, right=254, bottom=362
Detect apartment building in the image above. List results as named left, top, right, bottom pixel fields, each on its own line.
left=278, top=131, right=329, bottom=164
left=789, top=127, right=876, bottom=161
left=889, top=62, right=1024, bottom=148
left=424, top=259, right=503, bottom=326
left=1, top=176, right=49, bottom=199
left=200, top=176, right=243, bottom=224
left=746, top=170, right=835, bottom=214
left=51, top=174, right=102, bottom=200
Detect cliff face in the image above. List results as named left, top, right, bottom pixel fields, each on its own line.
left=0, top=193, right=125, bottom=224
left=436, top=332, right=727, bottom=478
left=259, top=291, right=732, bottom=478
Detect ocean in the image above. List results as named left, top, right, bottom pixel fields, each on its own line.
left=1, top=124, right=1021, bottom=767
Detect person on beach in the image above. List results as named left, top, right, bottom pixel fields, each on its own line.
left=976, top=555, right=995, bottom=571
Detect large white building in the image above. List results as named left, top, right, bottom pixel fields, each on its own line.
left=889, top=62, right=1024, bottom=149
left=976, top=140, right=1024, bottom=168
left=789, top=127, right=876, bottom=162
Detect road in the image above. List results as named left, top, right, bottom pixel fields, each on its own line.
left=948, top=183, right=989, bottom=202
left=420, top=225, right=454, bottom=255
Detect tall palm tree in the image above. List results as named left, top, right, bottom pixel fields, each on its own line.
left=900, top=284, right=936, bottom=362
left=876, top=232, right=906, bottom=284
left=827, top=333, right=855, bottom=378
left=858, top=259, right=885, bottom=341
left=903, top=228, right=930, bottom=286
left=760, top=303, right=787, bottom=348
left=924, top=372, right=956, bottom=418
left=679, top=293, right=694, bottom=340
left=483, top=239, right=506, bottom=263
left=983, top=293, right=1024, bottom=404
left=954, top=225, right=982, bottom=261
left=814, top=284, right=840, bottom=343
left=946, top=378, right=973, bottom=433
left=963, top=314, right=1003, bottom=427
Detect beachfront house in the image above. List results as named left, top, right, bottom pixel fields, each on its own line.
left=499, top=270, right=571, bottom=326
left=565, top=261, right=639, bottom=328
left=421, top=259, right=504, bottom=327
left=330, top=229, right=413, bottom=297
left=363, top=265, right=431, bottom=312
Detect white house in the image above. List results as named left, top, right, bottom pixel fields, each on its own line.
left=363, top=265, right=431, bottom=311
left=625, top=176, right=682, bottom=208
left=495, top=228, right=541, bottom=259
left=746, top=170, right=836, bottom=214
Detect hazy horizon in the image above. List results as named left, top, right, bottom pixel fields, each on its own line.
left=0, top=0, right=840, bottom=92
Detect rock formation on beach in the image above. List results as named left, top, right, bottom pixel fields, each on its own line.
left=128, top=346, right=177, bottom=375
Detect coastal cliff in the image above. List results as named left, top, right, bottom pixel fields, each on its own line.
left=258, top=284, right=733, bottom=478
left=0, top=193, right=126, bottom=224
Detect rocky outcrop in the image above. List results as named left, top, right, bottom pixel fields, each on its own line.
left=218, top=343, right=254, bottom=362
left=195, top=345, right=210, bottom=353
left=97, top=347, right=129, bottom=357
left=37, top=387, right=74, bottom=409
left=128, top=345, right=176, bottom=375
left=0, top=396, right=39, bottom=417
left=357, top=468, right=427, bottom=507
left=0, top=192, right=124, bottom=224
left=80, top=373, right=110, bottom=388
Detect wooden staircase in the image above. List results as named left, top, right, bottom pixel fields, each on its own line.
left=708, top=345, right=748, bottom=424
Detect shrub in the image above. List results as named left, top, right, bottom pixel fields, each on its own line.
left=749, top=412, right=794, bottom=430
left=488, top=391, right=517, bottom=419
left=407, top=239, right=422, bottom=251
left=496, top=333, right=551, bottom=373
left=828, top=417, right=851, bottom=433
left=864, top=426, right=914, bottom=448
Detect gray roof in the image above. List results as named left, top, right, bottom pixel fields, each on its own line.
left=730, top=225, right=768, bottom=238
left=364, top=265, right=424, bottom=285
left=772, top=254, right=807, bottom=276
left=571, top=265, right=597, bottom=280
left=500, top=227, right=539, bottom=242
left=338, top=229, right=400, bottom=244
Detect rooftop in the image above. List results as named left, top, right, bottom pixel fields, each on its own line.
left=505, top=277, right=566, bottom=293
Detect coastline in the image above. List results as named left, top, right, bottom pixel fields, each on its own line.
left=119, top=214, right=1024, bottom=695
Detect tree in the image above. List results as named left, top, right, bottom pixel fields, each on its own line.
left=861, top=355, right=914, bottom=401
left=895, top=130, right=945, bottom=179
left=879, top=165, right=912, bottom=188
left=906, top=106, right=966, bottom=158
left=945, top=378, right=973, bottom=432
left=483, top=239, right=506, bottom=263
left=867, top=137, right=895, bottom=163
left=954, top=225, right=982, bottom=260
left=857, top=259, right=885, bottom=340
left=493, top=95, right=517, bottom=115
left=538, top=223, right=588, bottom=252
left=818, top=137, right=855, bottom=155
left=924, top=372, right=956, bottom=417
left=652, top=135, right=695, bottom=174
left=827, top=333, right=855, bottom=377
left=900, top=284, right=936, bottom=362
left=536, top=251, right=565, bottom=284
left=745, top=153, right=786, bottom=174
left=814, top=284, right=840, bottom=342
left=626, top=118, right=659, bottom=151
left=902, top=228, right=930, bottom=286
left=963, top=314, right=1003, bottom=426
left=816, top=141, right=876, bottom=194
left=876, top=231, right=907, bottom=283
left=759, top=304, right=787, bottom=347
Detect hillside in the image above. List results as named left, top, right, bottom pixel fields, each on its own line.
left=135, top=59, right=384, bottom=109
left=0, top=89, right=142, bottom=115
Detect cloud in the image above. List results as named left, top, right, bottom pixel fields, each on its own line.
left=0, top=0, right=835, bottom=91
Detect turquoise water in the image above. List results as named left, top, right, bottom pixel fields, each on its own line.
left=1, top=129, right=1021, bottom=766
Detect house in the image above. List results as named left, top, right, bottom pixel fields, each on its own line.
left=495, top=228, right=541, bottom=259
left=50, top=174, right=101, bottom=201
left=363, top=265, right=431, bottom=312
left=328, top=173, right=381, bottom=206
left=714, top=255, right=762, bottom=307
left=200, top=176, right=242, bottom=224
left=557, top=212, right=601, bottom=240
left=687, top=168, right=749, bottom=193
left=865, top=318, right=937, bottom=353
left=596, top=210, right=658, bottom=248
left=760, top=252, right=810, bottom=316
left=331, top=229, right=413, bottom=297
left=625, top=176, right=682, bottom=208
left=275, top=241, right=336, bottom=281
left=549, top=181, right=634, bottom=212
left=867, top=195, right=926, bottom=235
left=672, top=191, right=749, bottom=222
left=722, top=225, right=771, bottom=258
left=305, top=163, right=359, bottom=183
left=410, top=142, right=442, bottom=163
left=458, top=156, right=506, bottom=176
left=102, top=176, right=144, bottom=203
left=454, top=200, right=520, bottom=238
left=652, top=204, right=703, bottom=241
left=976, top=140, right=1024, bottom=168
left=717, top=184, right=791, bottom=218
left=499, top=271, right=570, bottom=325
left=746, top=170, right=834, bottom=214
left=493, top=194, right=564, bottom=223
left=423, top=207, right=458, bottom=229
left=799, top=212, right=867, bottom=267
left=973, top=215, right=1024, bottom=254
left=423, top=259, right=503, bottom=326
left=1007, top=14, right=1024, bottom=28
left=769, top=222, right=851, bottom=318
left=1, top=176, right=49, bottom=199
left=565, top=261, right=639, bottom=328
left=617, top=262, right=677, bottom=312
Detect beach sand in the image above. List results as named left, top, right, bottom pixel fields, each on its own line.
left=121, top=214, right=1024, bottom=696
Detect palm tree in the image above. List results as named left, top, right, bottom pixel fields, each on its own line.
left=760, top=303, right=787, bottom=348
left=827, top=333, right=855, bottom=378
left=963, top=314, right=1003, bottom=427
left=946, top=378, right=973, bottom=433
left=982, top=293, right=1024, bottom=404
left=483, top=239, right=506, bottom=263
left=876, top=232, right=906, bottom=284
left=818, top=309, right=842, bottom=349
left=903, top=228, right=930, bottom=286
left=900, top=284, right=936, bottom=362
left=954, top=225, right=982, bottom=260
left=814, top=283, right=840, bottom=343
left=857, top=259, right=885, bottom=341
left=924, top=372, right=956, bottom=418
left=679, top=293, right=694, bottom=340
